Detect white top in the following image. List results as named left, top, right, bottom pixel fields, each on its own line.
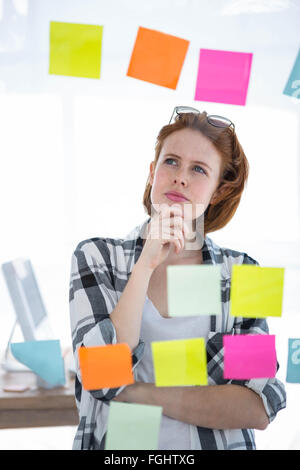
left=136, top=295, right=211, bottom=450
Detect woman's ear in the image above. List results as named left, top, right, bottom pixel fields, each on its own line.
left=148, top=161, right=155, bottom=186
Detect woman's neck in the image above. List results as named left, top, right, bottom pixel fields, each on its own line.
left=164, top=242, right=203, bottom=264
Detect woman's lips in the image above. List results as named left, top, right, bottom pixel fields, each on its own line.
left=165, top=193, right=188, bottom=202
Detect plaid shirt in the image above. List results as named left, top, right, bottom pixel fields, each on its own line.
left=69, top=217, right=286, bottom=450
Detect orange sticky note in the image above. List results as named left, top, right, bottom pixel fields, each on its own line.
left=78, top=343, right=134, bottom=390
left=127, top=26, right=189, bottom=89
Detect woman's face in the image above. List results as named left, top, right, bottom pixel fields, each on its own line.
left=149, top=128, right=223, bottom=221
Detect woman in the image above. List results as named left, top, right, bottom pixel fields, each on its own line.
left=69, top=106, right=286, bottom=450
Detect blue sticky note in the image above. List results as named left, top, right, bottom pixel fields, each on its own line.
left=11, top=340, right=65, bottom=386
left=286, top=338, right=300, bottom=383
left=283, top=48, right=300, bottom=100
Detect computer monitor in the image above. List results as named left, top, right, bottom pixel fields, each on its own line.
left=1, top=258, right=75, bottom=381
left=2, top=258, right=54, bottom=342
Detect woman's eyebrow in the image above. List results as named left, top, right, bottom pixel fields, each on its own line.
left=164, top=153, right=212, bottom=172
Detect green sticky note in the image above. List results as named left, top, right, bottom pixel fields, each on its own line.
left=167, top=265, right=221, bottom=316
left=105, top=401, right=162, bottom=450
left=152, top=338, right=208, bottom=386
left=49, top=21, right=103, bottom=79
left=230, top=265, right=285, bottom=318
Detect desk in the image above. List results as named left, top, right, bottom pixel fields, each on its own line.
left=0, top=369, right=79, bottom=429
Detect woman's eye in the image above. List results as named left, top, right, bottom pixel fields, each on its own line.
left=194, top=165, right=206, bottom=175
left=165, top=158, right=206, bottom=175
left=165, top=158, right=176, bottom=165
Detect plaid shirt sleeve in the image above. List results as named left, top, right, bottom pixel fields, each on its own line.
left=230, top=253, right=286, bottom=424
left=69, top=240, right=145, bottom=403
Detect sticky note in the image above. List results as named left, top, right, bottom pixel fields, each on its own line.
left=167, top=265, right=221, bottom=316
left=78, top=343, right=134, bottom=390
left=105, top=401, right=162, bottom=450
left=49, top=21, right=103, bottom=79
left=286, top=338, right=300, bottom=383
left=151, top=338, right=208, bottom=386
left=194, top=48, right=253, bottom=105
left=127, top=26, right=189, bottom=89
left=283, top=48, right=300, bottom=100
left=223, top=334, right=277, bottom=380
left=230, top=265, right=285, bottom=318
left=11, top=340, right=65, bottom=386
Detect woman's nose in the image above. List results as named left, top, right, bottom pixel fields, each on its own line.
left=173, top=175, right=187, bottom=186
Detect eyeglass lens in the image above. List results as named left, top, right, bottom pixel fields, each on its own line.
left=207, top=115, right=232, bottom=128
left=176, top=106, right=200, bottom=115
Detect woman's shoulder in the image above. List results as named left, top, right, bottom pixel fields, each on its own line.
left=73, top=218, right=150, bottom=259
left=75, top=222, right=149, bottom=264
left=71, top=237, right=132, bottom=280
left=205, top=236, right=259, bottom=267
left=73, top=236, right=128, bottom=263
left=75, top=236, right=123, bottom=252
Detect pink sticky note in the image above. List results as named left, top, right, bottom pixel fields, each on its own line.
left=194, top=49, right=253, bottom=106
left=224, top=335, right=277, bottom=379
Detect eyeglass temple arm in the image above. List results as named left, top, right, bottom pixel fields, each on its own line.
left=169, top=107, right=179, bottom=125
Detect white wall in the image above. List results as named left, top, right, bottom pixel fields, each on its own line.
left=0, top=0, right=299, bottom=450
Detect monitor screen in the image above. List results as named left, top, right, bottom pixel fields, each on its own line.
left=2, top=258, right=54, bottom=341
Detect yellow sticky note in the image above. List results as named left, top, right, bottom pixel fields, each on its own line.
left=230, top=265, right=285, bottom=318
left=151, top=338, right=207, bottom=386
left=49, top=21, right=103, bottom=79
